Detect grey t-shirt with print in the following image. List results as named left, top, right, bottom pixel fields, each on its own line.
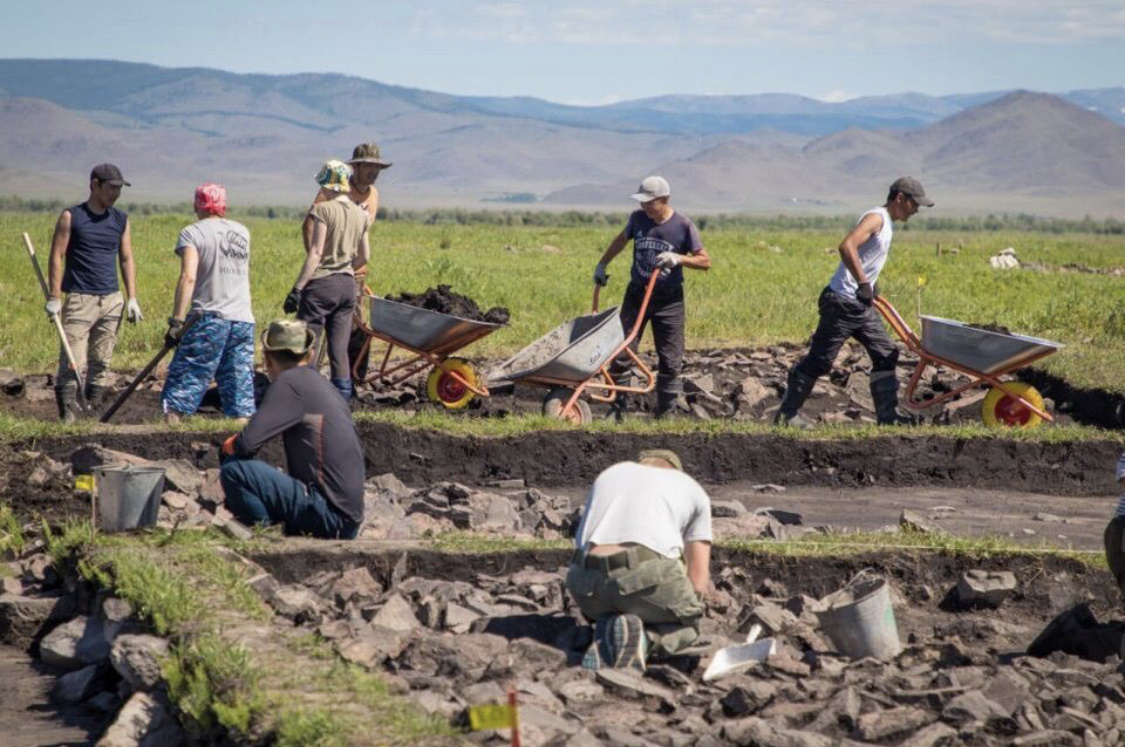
left=175, top=218, right=253, bottom=323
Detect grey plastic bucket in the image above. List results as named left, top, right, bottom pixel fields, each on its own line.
left=92, top=465, right=166, bottom=532
left=814, top=577, right=902, bottom=660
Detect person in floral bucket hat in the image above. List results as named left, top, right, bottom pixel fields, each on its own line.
left=302, top=142, right=392, bottom=382
left=285, top=160, right=371, bottom=400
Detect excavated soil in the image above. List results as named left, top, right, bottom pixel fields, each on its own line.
left=386, top=284, right=510, bottom=325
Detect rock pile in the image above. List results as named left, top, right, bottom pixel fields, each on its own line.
left=241, top=555, right=1125, bottom=746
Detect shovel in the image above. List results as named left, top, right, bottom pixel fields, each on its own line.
left=22, top=232, right=90, bottom=412
left=99, top=313, right=200, bottom=423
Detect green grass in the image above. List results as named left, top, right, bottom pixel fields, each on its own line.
left=421, top=528, right=1107, bottom=567
left=0, top=504, right=25, bottom=558
left=40, top=523, right=453, bottom=745
left=3, top=212, right=1125, bottom=392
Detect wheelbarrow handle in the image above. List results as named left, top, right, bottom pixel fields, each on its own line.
left=592, top=267, right=661, bottom=313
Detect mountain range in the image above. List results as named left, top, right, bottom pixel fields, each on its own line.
left=1, top=59, right=1123, bottom=216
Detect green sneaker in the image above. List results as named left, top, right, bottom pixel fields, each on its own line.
left=581, top=620, right=608, bottom=670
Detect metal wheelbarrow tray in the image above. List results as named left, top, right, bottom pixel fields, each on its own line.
left=486, top=271, right=663, bottom=424
left=353, top=295, right=505, bottom=409
left=874, top=296, right=1064, bottom=426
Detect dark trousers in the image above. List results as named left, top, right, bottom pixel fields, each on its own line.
left=219, top=457, right=359, bottom=539
left=1107, top=517, right=1125, bottom=596
left=611, top=282, right=686, bottom=398
left=795, top=287, right=899, bottom=379
left=298, top=274, right=357, bottom=387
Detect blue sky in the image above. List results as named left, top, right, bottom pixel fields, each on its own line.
left=3, top=1, right=1121, bottom=103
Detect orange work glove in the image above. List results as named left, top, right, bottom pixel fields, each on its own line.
left=222, top=434, right=238, bottom=457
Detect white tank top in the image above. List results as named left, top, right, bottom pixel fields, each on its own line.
left=828, top=207, right=893, bottom=299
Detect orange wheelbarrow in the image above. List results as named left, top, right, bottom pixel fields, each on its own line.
left=352, top=292, right=506, bottom=409
left=873, top=296, right=1064, bottom=428
left=486, top=271, right=661, bottom=424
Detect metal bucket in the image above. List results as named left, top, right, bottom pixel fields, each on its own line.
left=814, top=576, right=902, bottom=660
left=92, top=465, right=166, bottom=532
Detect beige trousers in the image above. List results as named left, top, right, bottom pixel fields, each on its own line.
left=56, top=292, right=124, bottom=390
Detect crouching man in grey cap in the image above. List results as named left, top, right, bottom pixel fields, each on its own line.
left=565, top=449, right=711, bottom=672
left=775, top=176, right=933, bottom=427
left=594, top=176, right=711, bottom=419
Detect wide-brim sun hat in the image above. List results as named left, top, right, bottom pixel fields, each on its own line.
left=348, top=142, right=392, bottom=168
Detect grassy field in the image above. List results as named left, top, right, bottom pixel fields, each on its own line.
left=3, top=211, right=1124, bottom=392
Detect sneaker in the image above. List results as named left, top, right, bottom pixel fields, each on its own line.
left=608, top=614, right=647, bottom=671
left=581, top=619, right=608, bottom=670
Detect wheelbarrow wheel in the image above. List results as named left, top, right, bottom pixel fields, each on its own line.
left=981, top=382, right=1045, bottom=429
left=426, top=358, right=477, bottom=410
left=543, top=388, right=592, bottom=425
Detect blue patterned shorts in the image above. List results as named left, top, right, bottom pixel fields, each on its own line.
left=162, top=315, right=256, bottom=418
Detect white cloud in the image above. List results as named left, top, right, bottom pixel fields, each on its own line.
left=819, top=90, right=857, bottom=103
left=409, top=1, right=1125, bottom=46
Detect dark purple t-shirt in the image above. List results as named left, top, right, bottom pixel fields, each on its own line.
left=626, top=209, right=703, bottom=288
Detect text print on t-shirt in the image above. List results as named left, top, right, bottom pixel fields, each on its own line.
left=633, top=231, right=674, bottom=280
left=219, top=230, right=249, bottom=276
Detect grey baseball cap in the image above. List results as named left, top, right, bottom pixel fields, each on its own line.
left=631, top=175, right=671, bottom=203
left=889, top=176, right=934, bottom=207
left=637, top=449, right=683, bottom=471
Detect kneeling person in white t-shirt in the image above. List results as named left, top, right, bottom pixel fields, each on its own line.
left=566, top=449, right=711, bottom=671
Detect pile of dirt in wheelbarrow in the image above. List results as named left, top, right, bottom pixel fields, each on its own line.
left=386, top=285, right=510, bottom=325
left=965, top=322, right=1014, bottom=335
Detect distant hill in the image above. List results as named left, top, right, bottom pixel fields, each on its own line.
left=547, top=92, right=1125, bottom=217
left=0, top=59, right=1123, bottom=216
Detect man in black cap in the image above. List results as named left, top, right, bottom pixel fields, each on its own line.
left=775, top=177, right=933, bottom=427
left=45, top=164, right=142, bottom=421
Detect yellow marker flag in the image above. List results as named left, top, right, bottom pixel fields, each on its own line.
left=468, top=703, right=516, bottom=731
left=74, top=475, right=95, bottom=492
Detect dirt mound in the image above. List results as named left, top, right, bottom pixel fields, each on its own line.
left=966, top=322, right=1014, bottom=336
left=386, top=285, right=510, bottom=325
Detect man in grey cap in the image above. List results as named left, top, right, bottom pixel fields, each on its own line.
left=302, top=142, right=392, bottom=382
left=45, top=163, right=143, bottom=421
left=593, top=176, right=711, bottom=419
left=565, top=448, right=712, bottom=672
left=775, top=176, right=933, bottom=427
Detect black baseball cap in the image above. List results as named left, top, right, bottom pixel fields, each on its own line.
left=889, top=176, right=933, bottom=207
left=90, top=163, right=131, bottom=187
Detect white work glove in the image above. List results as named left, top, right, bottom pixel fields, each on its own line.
left=655, top=251, right=682, bottom=269
left=44, top=298, right=62, bottom=317
left=593, top=262, right=609, bottom=287
left=126, top=298, right=143, bottom=323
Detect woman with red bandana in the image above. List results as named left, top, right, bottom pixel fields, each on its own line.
left=160, top=183, right=256, bottom=423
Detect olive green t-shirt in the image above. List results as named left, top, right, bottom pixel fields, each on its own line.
left=309, top=195, right=367, bottom=279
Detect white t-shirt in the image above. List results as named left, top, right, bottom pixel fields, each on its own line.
left=828, top=207, right=893, bottom=299
left=575, top=462, right=712, bottom=558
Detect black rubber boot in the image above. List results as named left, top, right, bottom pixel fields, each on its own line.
left=774, top=369, right=817, bottom=428
left=870, top=371, right=913, bottom=425
left=54, top=384, right=79, bottom=424
left=607, top=393, right=629, bottom=423
left=1106, top=517, right=1125, bottom=598
left=85, top=383, right=107, bottom=413
left=655, top=391, right=689, bottom=420
left=1028, top=603, right=1125, bottom=662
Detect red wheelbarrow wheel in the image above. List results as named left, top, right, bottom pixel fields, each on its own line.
left=981, top=382, right=1045, bottom=429
left=426, top=358, right=477, bottom=410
